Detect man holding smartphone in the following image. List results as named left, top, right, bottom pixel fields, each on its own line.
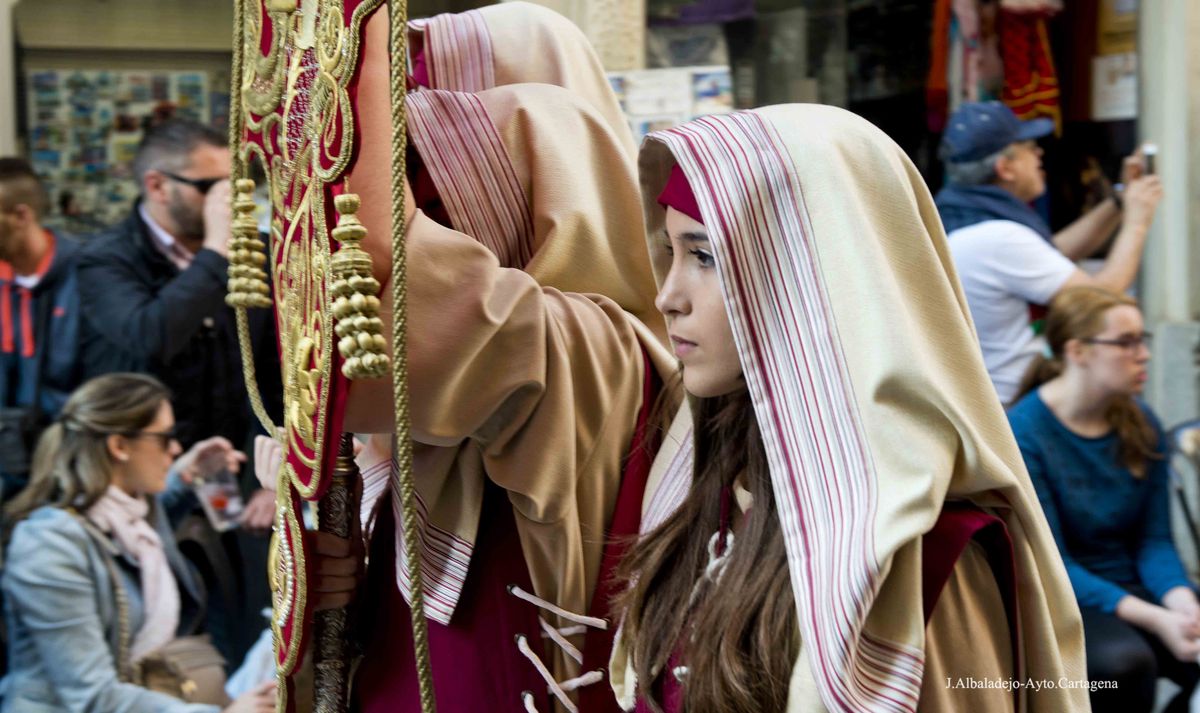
left=935, top=101, right=1164, bottom=405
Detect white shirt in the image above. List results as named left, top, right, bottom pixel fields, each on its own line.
left=947, top=219, right=1076, bottom=405
left=11, top=231, right=56, bottom=289
left=138, top=203, right=194, bottom=270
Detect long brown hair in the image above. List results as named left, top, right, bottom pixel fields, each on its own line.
left=1016, top=286, right=1161, bottom=477
left=4, top=373, right=170, bottom=526
left=616, top=389, right=797, bottom=713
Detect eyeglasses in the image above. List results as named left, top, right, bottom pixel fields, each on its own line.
left=1082, top=331, right=1153, bottom=351
left=124, top=429, right=179, bottom=450
left=160, top=171, right=226, bottom=195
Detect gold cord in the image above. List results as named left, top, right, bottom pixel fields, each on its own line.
left=229, top=0, right=278, bottom=437
left=237, top=306, right=280, bottom=434
left=389, top=0, right=436, bottom=710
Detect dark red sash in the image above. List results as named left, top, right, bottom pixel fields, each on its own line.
left=353, top=485, right=549, bottom=713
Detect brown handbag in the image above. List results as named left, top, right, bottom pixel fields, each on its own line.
left=82, top=513, right=232, bottom=706
left=133, top=634, right=231, bottom=706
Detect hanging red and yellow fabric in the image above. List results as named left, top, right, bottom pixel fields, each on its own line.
left=999, top=0, right=1063, bottom=134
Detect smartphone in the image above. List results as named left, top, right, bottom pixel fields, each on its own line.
left=193, top=468, right=246, bottom=532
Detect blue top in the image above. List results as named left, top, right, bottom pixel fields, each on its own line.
left=0, top=231, right=83, bottom=417
left=1008, top=390, right=1191, bottom=613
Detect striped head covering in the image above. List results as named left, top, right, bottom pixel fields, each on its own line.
left=406, top=83, right=664, bottom=344
left=636, top=105, right=1086, bottom=711
left=408, top=2, right=636, bottom=157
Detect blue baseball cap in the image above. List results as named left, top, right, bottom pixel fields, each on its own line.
left=939, top=101, right=1054, bottom=163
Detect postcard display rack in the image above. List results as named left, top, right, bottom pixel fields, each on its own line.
left=25, top=69, right=223, bottom=228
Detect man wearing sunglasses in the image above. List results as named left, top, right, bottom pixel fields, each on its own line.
left=76, top=118, right=270, bottom=451
left=75, top=119, right=283, bottom=665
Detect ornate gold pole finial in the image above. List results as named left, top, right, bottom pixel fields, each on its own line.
left=225, top=178, right=273, bottom=309
left=331, top=193, right=390, bottom=380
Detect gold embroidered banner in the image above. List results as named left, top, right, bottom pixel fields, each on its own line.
left=235, top=0, right=383, bottom=702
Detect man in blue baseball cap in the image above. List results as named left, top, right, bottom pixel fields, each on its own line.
left=935, top=101, right=1163, bottom=405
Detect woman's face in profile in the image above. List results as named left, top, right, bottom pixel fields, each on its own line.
left=655, top=207, right=743, bottom=398
left=111, top=400, right=183, bottom=496
left=1074, top=304, right=1151, bottom=398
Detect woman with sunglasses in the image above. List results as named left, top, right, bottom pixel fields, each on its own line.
left=1, top=373, right=274, bottom=712
left=1010, top=286, right=1200, bottom=712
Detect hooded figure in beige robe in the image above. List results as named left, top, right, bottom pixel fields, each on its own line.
left=337, top=7, right=673, bottom=712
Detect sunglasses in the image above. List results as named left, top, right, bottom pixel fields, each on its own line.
left=124, top=428, right=180, bottom=450
left=160, top=171, right=226, bottom=195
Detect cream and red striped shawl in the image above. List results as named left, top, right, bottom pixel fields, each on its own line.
left=629, top=105, right=1086, bottom=712
left=406, top=84, right=664, bottom=345
left=409, top=1, right=636, bottom=158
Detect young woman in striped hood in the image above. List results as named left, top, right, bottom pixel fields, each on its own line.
left=609, top=104, right=1089, bottom=712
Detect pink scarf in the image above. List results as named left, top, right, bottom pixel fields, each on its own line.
left=86, top=485, right=180, bottom=661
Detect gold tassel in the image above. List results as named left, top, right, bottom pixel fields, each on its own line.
left=225, top=178, right=273, bottom=309
left=331, top=193, right=390, bottom=380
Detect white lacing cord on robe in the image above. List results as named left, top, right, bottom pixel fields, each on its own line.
left=687, top=529, right=735, bottom=610
left=508, top=584, right=608, bottom=713
left=539, top=617, right=583, bottom=665
left=659, top=529, right=735, bottom=686
left=522, top=689, right=541, bottom=713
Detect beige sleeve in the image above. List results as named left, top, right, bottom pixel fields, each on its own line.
left=919, top=540, right=1016, bottom=713
left=398, top=210, right=645, bottom=524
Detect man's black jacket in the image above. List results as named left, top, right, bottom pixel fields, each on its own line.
left=77, top=205, right=283, bottom=451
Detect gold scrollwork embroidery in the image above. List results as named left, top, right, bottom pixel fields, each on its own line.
left=241, top=0, right=388, bottom=685
left=270, top=472, right=308, bottom=677
left=288, top=336, right=319, bottom=448
left=242, top=0, right=292, bottom=116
